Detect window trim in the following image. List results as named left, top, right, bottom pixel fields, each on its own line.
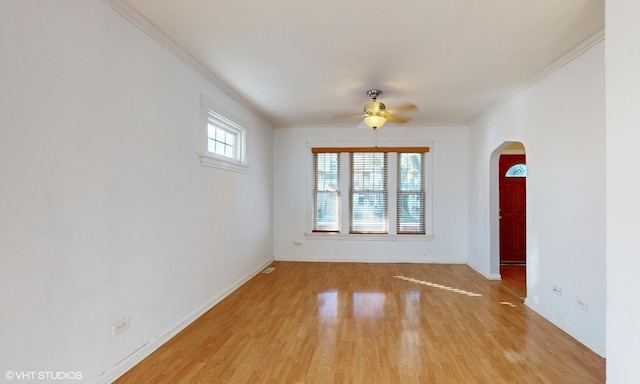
left=305, top=231, right=435, bottom=241
left=349, top=151, right=389, bottom=234
left=199, top=97, right=249, bottom=173
left=312, top=152, right=341, bottom=233
left=306, top=141, right=434, bottom=241
left=397, top=152, right=426, bottom=235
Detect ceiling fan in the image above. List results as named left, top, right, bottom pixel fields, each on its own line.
left=334, top=89, right=418, bottom=129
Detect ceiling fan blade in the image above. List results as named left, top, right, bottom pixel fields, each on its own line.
left=386, top=115, right=411, bottom=124
left=332, top=113, right=364, bottom=121
left=386, top=103, right=418, bottom=114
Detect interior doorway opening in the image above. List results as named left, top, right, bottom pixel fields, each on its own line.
left=494, top=142, right=527, bottom=299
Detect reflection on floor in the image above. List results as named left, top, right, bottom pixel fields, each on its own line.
left=116, top=262, right=603, bottom=384
left=500, top=264, right=527, bottom=299
left=394, top=274, right=483, bottom=296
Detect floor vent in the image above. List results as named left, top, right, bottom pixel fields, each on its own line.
left=262, top=267, right=276, bottom=274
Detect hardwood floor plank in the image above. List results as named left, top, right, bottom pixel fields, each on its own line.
left=500, top=265, right=527, bottom=299
left=115, top=262, right=604, bottom=383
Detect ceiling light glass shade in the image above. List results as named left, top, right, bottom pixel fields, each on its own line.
left=364, top=115, right=386, bottom=129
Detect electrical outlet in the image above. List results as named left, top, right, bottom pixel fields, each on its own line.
left=112, top=317, right=130, bottom=336
left=552, top=285, right=562, bottom=296
left=576, top=297, right=588, bottom=311
left=293, top=241, right=302, bottom=246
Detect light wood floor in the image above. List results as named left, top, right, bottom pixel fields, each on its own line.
left=500, top=265, right=527, bottom=299
left=116, top=262, right=604, bottom=383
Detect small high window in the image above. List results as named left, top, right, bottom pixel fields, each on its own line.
left=200, top=99, right=247, bottom=173
left=207, top=111, right=242, bottom=160
left=208, top=122, right=236, bottom=158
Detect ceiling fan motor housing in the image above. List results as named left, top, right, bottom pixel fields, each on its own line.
left=367, top=89, right=382, bottom=100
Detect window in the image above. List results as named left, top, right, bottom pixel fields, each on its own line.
left=200, top=98, right=247, bottom=173
left=310, top=146, right=432, bottom=238
left=208, top=121, right=237, bottom=159
left=397, top=152, right=425, bottom=234
left=350, top=152, right=388, bottom=233
left=313, top=152, right=340, bottom=232
left=505, top=163, right=527, bottom=177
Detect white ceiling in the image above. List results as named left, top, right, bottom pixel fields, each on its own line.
left=119, top=0, right=604, bottom=126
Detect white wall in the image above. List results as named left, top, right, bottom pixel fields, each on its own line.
left=0, top=1, right=273, bottom=382
left=606, top=1, right=640, bottom=382
left=273, top=124, right=469, bottom=263
left=467, top=41, right=606, bottom=355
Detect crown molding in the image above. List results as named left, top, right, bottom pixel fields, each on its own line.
left=467, top=27, right=605, bottom=125
left=274, top=122, right=467, bottom=129
left=102, top=0, right=274, bottom=127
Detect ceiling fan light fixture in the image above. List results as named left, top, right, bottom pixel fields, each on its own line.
left=364, top=115, right=386, bottom=129
left=332, top=89, right=415, bottom=129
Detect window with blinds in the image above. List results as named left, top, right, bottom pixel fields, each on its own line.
left=350, top=152, right=388, bottom=234
left=312, top=152, right=340, bottom=232
left=397, top=152, right=426, bottom=234
left=310, top=146, right=430, bottom=237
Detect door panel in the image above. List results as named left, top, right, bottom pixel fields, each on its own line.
left=499, top=155, right=526, bottom=264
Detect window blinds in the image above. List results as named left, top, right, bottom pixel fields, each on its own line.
left=311, top=147, right=429, bottom=235
left=312, top=152, right=340, bottom=232
left=350, top=152, right=388, bottom=234
left=397, top=152, right=426, bottom=234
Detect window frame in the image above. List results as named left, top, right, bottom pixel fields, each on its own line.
left=307, top=143, right=433, bottom=241
left=397, top=152, right=426, bottom=235
left=199, top=97, right=248, bottom=173
left=312, top=152, right=341, bottom=233
left=350, top=151, right=389, bottom=234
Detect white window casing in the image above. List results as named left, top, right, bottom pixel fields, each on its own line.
left=306, top=141, right=434, bottom=241
left=199, top=96, right=248, bottom=173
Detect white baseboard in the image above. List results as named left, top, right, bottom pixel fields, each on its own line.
left=524, top=299, right=605, bottom=357
left=274, top=256, right=467, bottom=264
left=466, top=262, right=502, bottom=280
left=95, top=258, right=274, bottom=384
left=484, top=273, right=502, bottom=280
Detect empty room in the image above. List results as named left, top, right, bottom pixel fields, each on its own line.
left=1, top=0, right=638, bottom=383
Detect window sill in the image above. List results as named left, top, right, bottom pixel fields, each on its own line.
left=200, top=153, right=249, bottom=173
left=305, top=232, right=435, bottom=242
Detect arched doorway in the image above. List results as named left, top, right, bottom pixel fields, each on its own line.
left=498, top=142, right=526, bottom=298
left=499, top=154, right=526, bottom=264
left=489, top=141, right=527, bottom=299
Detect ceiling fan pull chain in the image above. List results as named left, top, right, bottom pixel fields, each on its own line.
left=374, top=127, right=378, bottom=148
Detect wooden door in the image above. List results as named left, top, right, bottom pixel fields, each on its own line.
left=499, top=155, right=526, bottom=264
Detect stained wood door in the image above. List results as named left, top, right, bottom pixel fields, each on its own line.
left=499, top=155, right=526, bottom=264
